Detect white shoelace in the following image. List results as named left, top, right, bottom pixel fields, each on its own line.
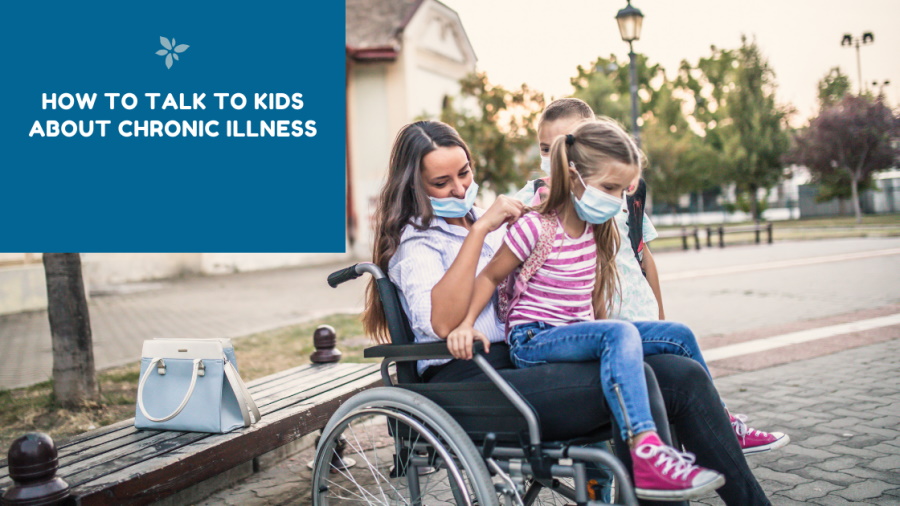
left=634, top=443, right=699, bottom=481
left=731, top=413, right=768, bottom=441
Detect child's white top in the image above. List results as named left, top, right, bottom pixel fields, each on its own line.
left=608, top=205, right=660, bottom=321
left=504, top=211, right=596, bottom=328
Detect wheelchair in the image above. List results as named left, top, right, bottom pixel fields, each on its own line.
left=311, top=262, right=639, bottom=506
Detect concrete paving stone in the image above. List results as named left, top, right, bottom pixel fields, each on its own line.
left=794, top=466, right=865, bottom=487
left=826, top=443, right=888, bottom=459
left=812, top=494, right=874, bottom=506
left=841, top=434, right=892, bottom=449
left=781, top=481, right=844, bottom=501
left=853, top=425, right=900, bottom=440
left=782, top=445, right=840, bottom=460
left=833, top=480, right=898, bottom=502
left=801, top=434, right=848, bottom=448
left=868, top=454, right=900, bottom=471
left=868, top=415, right=900, bottom=429
left=824, top=416, right=871, bottom=429
left=831, top=407, right=882, bottom=420
left=812, top=458, right=873, bottom=475
left=771, top=492, right=833, bottom=506
left=756, top=454, right=819, bottom=473
left=842, top=467, right=900, bottom=486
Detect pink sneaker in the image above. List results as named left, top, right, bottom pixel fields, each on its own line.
left=730, top=413, right=790, bottom=455
left=631, top=434, right=725, bottom=501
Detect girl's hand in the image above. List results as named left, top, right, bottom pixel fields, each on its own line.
left=474, top=196, right=524, bottom=233
left=446, top=324, right=491, bottom=360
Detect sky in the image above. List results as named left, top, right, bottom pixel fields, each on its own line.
left=441, top=0, right=900, bottom=124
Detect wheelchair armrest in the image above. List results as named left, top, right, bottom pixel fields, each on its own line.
left=364, top=341, right=453, bottom=360
left=364, top=340, right=488, bottom=361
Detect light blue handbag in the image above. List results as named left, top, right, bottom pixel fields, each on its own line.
left=135, top=338, right=261, bottom=433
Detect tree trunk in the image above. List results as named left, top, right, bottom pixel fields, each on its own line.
left=43, top=253, right=98, bottom=407
left=849, top=176, right=862, bottom=224
left=748, top=185, right=761, bottom=222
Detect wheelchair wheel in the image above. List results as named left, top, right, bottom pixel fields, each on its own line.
left=312, top=387, right=498, bottom=505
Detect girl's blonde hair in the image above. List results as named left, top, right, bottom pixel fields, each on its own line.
left=539, top=117, right=646, bottom=318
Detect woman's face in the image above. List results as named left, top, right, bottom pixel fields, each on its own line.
left=421, top=146, right=473, bottom=199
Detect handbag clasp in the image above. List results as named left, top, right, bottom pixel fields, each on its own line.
left=157, top=359, right=166, bottom=376
left=197, top=360, right=206, bottom=377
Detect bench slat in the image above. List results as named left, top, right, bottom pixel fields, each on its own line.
left=0, top=363, right=381, bottom=505
left=72, top=366, right=380, bottom=504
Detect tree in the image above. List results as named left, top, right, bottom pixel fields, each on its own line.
left=43, top=253, right=99, bottom=406
left=676, top=37, right=791, bottom=220
left=441, top=72, right=545, bottom=193
left=789, top=95, right=898, bottom=223
left=818, top=67, right=851, bottom=109
left=573, top=55, right=716, bottom=209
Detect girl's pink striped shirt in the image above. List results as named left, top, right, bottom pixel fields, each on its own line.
left=503, top=212, right=597, bottom=329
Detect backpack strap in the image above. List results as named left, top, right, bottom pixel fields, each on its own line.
left=626, top=178, right=647, bottom=276
left=499, top=211, right=558, bottom=335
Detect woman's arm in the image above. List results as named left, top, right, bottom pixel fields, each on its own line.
left=641, top=247, right=666, bottom=320
left=431, top=196, right=523, bottom=337
left=446, top=244, right=522, bottom=359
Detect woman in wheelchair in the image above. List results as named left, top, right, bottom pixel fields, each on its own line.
left=360, top=120, right=772, bottom=505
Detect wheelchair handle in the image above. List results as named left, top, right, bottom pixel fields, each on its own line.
left=327, top=262, right=385, bottom=288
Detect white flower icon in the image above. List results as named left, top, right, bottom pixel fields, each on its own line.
left=155, top=36, right=189, bottom=69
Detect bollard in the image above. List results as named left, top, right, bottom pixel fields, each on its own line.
left=767, top=223, right=773, bottom=244
left=2, top=433, right=71, bottom=506
left=680, top=228, right=688, bottom=250
left=693, top=228, right=701, bottom=250
left=310, top=325, right=342, bottom=363
left=718, top=226, right=725, bottom=248
left=754, top=223, right=761, bottom=244
left=706, top=227, right=713, bottom=248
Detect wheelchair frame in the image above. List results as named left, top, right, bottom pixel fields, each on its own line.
left=311, top=262, right=638, bottom=506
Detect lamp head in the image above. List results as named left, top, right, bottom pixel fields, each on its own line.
left=616, top=1, right=644, bottom=43
left=841, top=34, right=852, bottom=46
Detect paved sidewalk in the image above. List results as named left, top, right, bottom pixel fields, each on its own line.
left=201, top=337, right=900, bottom=505
left=0, top=262, right=365, bottom=389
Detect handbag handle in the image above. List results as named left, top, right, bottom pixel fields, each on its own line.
left=224, top=360, right=261, bottom=426
left=137, top=357, right=203, bottom=423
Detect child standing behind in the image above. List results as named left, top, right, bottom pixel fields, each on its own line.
left=516, top=98, right=664, bottom=321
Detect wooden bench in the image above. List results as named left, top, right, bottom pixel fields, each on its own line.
left=656, top=227, right=700, bottom=251
left=706, top=223, right=773, bottom=248
left=0, top=361, right=381, bottom=505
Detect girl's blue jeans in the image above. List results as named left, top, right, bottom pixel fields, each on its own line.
left=508, top=319, right=710, bottom=442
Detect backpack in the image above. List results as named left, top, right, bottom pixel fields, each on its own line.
left=496, top=211, right=558, bottom=334
left=626, top=178, right=647, bottom=276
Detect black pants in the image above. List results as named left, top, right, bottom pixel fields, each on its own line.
left=426, top=344, right=769, bottom=506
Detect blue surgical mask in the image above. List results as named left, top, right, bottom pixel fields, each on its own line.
left=430, top=181, right=479, bottom=218
left=540, top=156, right=551, bottom=175
left=570, top=169, right=623, bottom=224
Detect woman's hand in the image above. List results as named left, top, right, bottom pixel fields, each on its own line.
left=473, top=195, right=524, bottom=234
left=446, top=324, right=491, bottom=360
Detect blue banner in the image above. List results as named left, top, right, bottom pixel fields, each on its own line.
left=1, top=1, right=346, bottom=252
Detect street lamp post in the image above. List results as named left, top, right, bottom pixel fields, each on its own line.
left=616, top=1, right=644, bottom=147
left=841, top=32, right=874, bottom=95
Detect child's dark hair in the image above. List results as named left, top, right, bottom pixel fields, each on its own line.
left=539, top=98, right=595, bottom=127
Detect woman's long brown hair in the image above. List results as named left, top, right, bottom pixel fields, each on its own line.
left=362, top=121, right=473, bottom=343
left=538, top=118, right=645, bottom=318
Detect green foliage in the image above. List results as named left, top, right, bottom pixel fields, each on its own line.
left=675, top=37, right=791, bottom=220
left=571, top=54, right=716, bottom=207
left=440, top=72, right=545, bottom=193
left=818, top=67, right=851, bottom=109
